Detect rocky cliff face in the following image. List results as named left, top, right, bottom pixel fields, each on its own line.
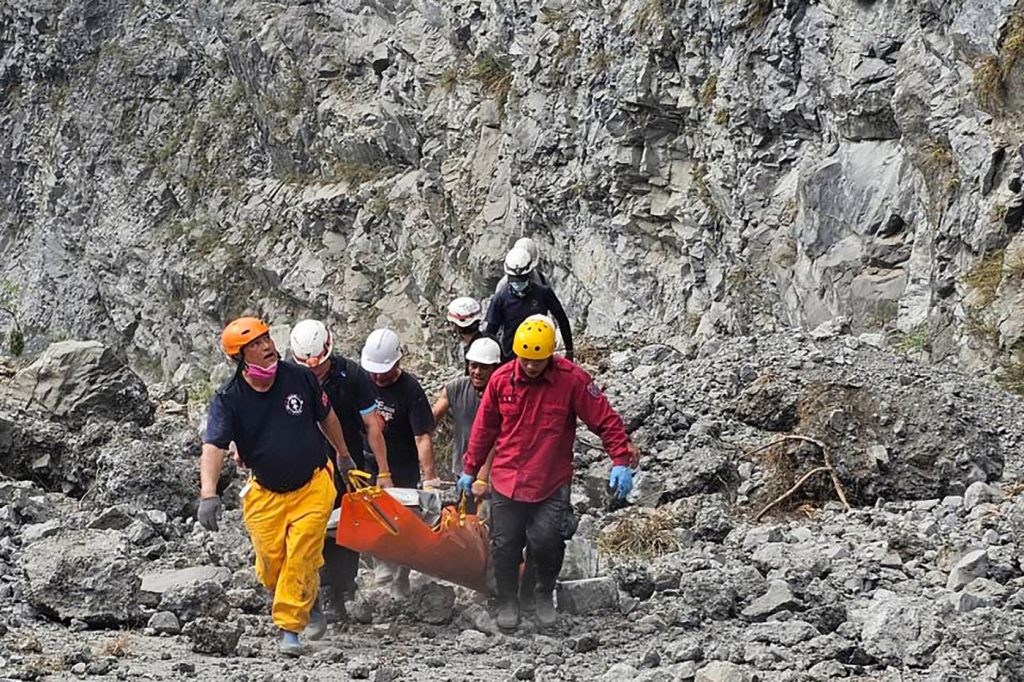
left=2, top=0, right=1024, bottom=387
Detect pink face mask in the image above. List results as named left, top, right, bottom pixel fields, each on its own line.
left=244, top=360, right=278, bottom=381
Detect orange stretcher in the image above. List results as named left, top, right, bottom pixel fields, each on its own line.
left=334, top=471, right=492, bottom=595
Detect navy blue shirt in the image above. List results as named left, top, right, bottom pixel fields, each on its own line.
left=205, top=361, right=331, bottom=492
left=321, top=355, right=378, bottom=469
left=485, top=282, right=574, bottom=362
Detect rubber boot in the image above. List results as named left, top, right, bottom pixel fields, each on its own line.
left=534, top=588, right=557, bottom=628
left=279, top=630, right=304, bottom=657
left=496, top=597, right=520, bottom=630
left=304, top=599, right=327, bottom=641
left=495, top=570, right=521, bottom=630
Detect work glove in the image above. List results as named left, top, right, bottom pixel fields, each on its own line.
left=335, top=453, right=357, bottom=479
left=471, top=479, right=490, bottom=499
left=609, top=466, right=633, bottom=499
left=197, top=496, right=222, bottom=531
left=457, top=473, right=474, bottom=496
left=422, top=477, right=441, bottom=492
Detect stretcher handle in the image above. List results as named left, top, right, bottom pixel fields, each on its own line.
left=346, top=469, right=374, bottom=491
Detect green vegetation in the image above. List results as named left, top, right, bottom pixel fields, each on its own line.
left=472, top=51, right=513, bottom=114
left=439, top=63, right=463, bottom=93
left=556, top=30, right=581, bottom=62
left=864, top=300, right=898, bottom=329
left=589, top=49, right=614, bottom=73
left=699, top=74, right=718, bottom=108
left=997, top=353, right=1024, bottom=395
left=897, top=326, right=929, bottom=355
left=963, top=249, right=1005, bottom=307
left=992, top=203, right=1009, bottom=223
left=923, top=140, right=953, bottom=171
left=714, top=108, right=730, bottom=125
left=0, top=280, right=24, bottom=357
left=745, top=0, right=774, bottom=29
left=632, top=0, right=674, bottom=34
left=973, top=13, right=1024, bottom=112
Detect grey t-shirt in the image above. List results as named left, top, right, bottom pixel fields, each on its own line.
left=446, top=376, right=481, bottom=476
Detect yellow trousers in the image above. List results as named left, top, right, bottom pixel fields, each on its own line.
left=242, top=466, right=335, bottom=633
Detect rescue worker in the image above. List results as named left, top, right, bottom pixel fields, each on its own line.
left=360, top=327, right=439, bottom=597
left=458, top=318, right=637, bottom=629
left=446, top=296, right=487, bottom=369
left=494, top=237, right=549, bottom=294
left=290, top=319, right=389, bottom=620
left=485, top=247, right=574, bottom=363
left=198, top=317, right=356, bottom=656
left=431, top=336, right=501, bottom=482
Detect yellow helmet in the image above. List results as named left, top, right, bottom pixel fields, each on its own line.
left=513, top=318, right=556, bottom=360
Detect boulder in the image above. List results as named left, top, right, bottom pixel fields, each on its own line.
left=21, top=529, right=140, bottom=626
left=733, top=374, right=800, bottom=432
left=147, top=611, right=181, bottom=635
left=410, top=582, right=455, bottom=625
left=741, top=580, right=800, bottom=621
left=947, top=549, right=989, bottom=591
left=1, top=341, right=152, bottom=427
left=159, top=580, right=230, bottom=624
left=557, top=577, right=619, bottom=615
left=139, top=566, right=232, bottom=607
left=853, top=589, right=940, bottom=666
left=182, top=616, right=243, bottom=655
left=695, top=661, right=752, bottom=682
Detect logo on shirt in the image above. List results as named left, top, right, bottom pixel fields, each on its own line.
left=586, top=381, right=602, bottom=398
left=285, top=394, right=305, bottom=416
left=375, top=398, right=396, bottom=428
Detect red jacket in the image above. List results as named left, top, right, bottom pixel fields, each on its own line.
left=463, top=356, right=631, bottom=502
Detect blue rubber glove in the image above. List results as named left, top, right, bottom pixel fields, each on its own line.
left=609, top=466, right=633, bottom=499
left=457, top=473, right=474, bottom=496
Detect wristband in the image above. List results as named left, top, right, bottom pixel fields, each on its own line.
left=475, top=479, right=488, bottom=484
left=377, top=472, right=392, bottom=479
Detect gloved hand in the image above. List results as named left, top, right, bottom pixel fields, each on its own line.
left=457, top=473, right=474, bottom=496
left=422, top=477, right=441, bottom=491
left=197, top=496, right=222, bottom=531
left=609, top=466, right=633, bottom=499
left=335, top=453, right=357, bottom=478
left=471, top=479, right=490, bottom=499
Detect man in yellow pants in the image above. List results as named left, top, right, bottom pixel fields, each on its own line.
left=197, top=317, right=356, bottom=656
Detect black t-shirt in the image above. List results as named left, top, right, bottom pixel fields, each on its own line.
left=322, top=355, right=378, bottom=469
left=485, top=282, right=574, bottom=361
left=205, top=361, right=331, bottom=493
left=370, top=371, right=435, bottom=486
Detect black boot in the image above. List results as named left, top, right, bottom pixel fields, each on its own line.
left=495, top=570, right=521, bottom=630
left=534, top=587, right=557, bottom=627
left=497, top=596, right=520, bottom=630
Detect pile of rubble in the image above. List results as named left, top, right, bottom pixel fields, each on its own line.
left=0, top=331, right=1022, bottom=680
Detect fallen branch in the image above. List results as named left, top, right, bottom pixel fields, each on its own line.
left=750, top=435, right=852, bottom=520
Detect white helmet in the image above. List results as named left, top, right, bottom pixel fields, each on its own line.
left=361, top=328, right=402, bottom=373
left=513, top=237, right=539, bottom=268
left=290, top=319, right=333, bottom=367
left=446, top=297, right=483, bottom=328
left=465, top=337, right=501, bottom=365
left=504, top=247, right=534, bottom=276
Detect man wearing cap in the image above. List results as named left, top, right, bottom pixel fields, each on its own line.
left=360, top=328, right=439, bottom=597
left=198, top=317, right=356, bottom=656
left=459, top=317, right=638, bottom=629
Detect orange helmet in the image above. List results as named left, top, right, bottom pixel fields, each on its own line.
left=221, top=317, right=270, bottom=358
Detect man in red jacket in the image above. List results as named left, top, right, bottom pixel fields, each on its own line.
left=459, top=317, right=638, bottom=629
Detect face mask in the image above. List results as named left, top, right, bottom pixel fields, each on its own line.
left=509, top=278, right=529, bottom=297
left=245, top=360, right=278, bottom=381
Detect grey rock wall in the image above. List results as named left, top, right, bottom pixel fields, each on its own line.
left=2, top=0, right=1024, bottom=385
